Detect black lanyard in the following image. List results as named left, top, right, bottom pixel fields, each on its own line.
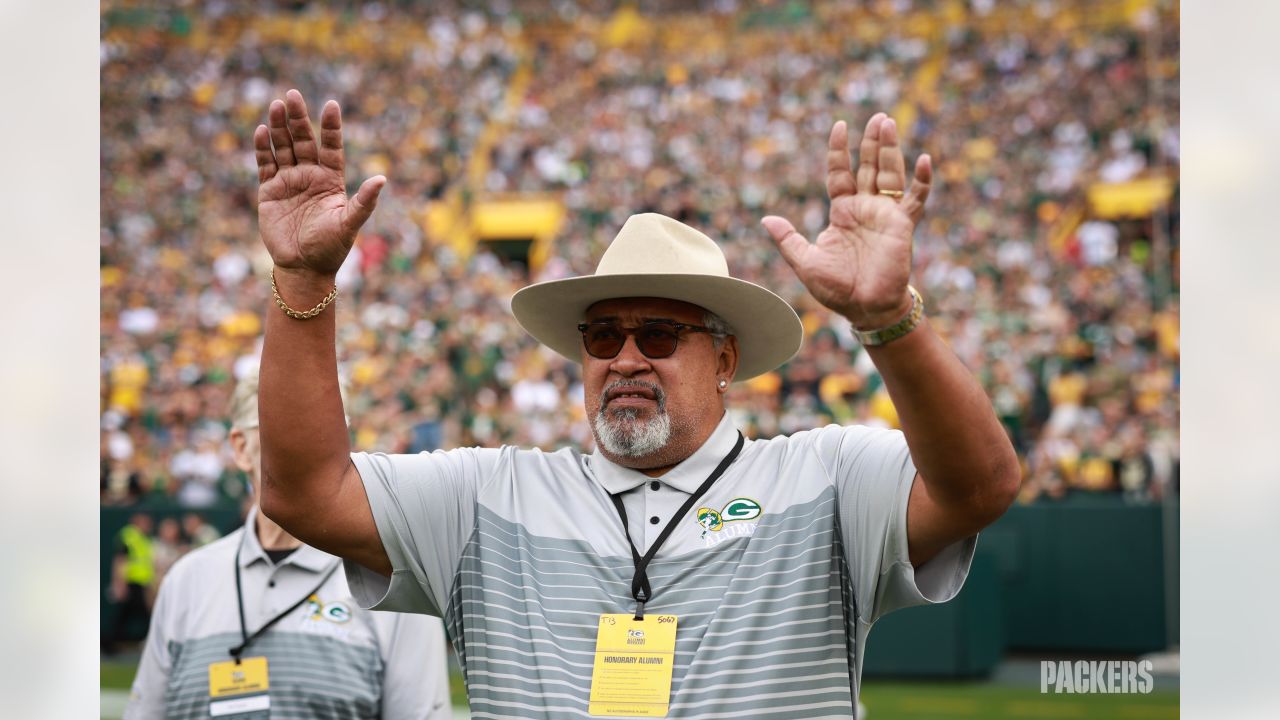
left=608, top=431, right=744, bottom=619
left=228, top=539, right=340, bottom=663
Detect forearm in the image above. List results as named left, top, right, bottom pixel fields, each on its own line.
left=259, top=267, right=352, bottom=520
left=863, top=317, right=1020, bottom=518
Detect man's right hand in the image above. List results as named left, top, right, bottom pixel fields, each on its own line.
left=254, top=89, right=385, bottom=276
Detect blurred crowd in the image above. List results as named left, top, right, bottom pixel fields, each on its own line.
left=102, top=511, right=222, bottom=652
left=101, top=0, right=1180, bottom=545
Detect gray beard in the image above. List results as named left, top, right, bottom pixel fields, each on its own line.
left=592, top=380, right=672, bottom=458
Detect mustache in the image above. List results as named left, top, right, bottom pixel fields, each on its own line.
left=599, top=379, right=666, bottom=414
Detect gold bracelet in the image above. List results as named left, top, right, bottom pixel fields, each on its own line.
left=852, top=286, right=924, bottom=346
left=270, top=269, right=338, bottom=320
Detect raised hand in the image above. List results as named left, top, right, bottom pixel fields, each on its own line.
left=254, top=89, right=385, bottom=276
left=761, top=113, right=932, bottom=329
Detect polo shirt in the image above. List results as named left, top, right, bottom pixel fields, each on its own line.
left=125, top=508, right=452, bottom=720
left=345, top=415, right=976, bottom=719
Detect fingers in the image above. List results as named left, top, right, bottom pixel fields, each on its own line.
left=825, top=121, right=856, bottom=201
left=875, top=118, right=908, bottom=194
left=855, top=113, right=887, bottom=194
left=760, top=215, right=810, bottom=275
left=267, top=99, right=296, bottom=167
left=318, top=100, right=345, bottom=171
left=284, top=89, right=319, bottom=164
left=341, top=175, right=387, bottom=236
left=253, top=125, right=277, bottom=183
left=901, top=154, right=933, bottom=225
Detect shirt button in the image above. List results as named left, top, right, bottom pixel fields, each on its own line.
left=649, top=516, right=660, bottom=525
left=649, top=481, right=660, bottom=491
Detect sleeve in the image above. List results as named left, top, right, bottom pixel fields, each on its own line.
left=371, top=610, right=454, bottom=720
left=823, top=425, right=977, bottom=624
left=122, top=567, right=177, bottom=720
left=343, top=447, right=500, bottom=616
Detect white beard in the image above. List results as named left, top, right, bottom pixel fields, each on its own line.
left=592, top=380, right=671, bottom=458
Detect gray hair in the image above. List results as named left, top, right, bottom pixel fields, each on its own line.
left=703, top=310, right=734, bottom=349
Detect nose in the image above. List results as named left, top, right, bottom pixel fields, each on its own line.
left=608, top=333, right=653, bottom=377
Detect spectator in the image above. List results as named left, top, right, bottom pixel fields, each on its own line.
left=100, top=1, right=1178, bottom=508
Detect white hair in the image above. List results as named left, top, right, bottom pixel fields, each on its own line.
left=592, top=379, right=672, bottom=458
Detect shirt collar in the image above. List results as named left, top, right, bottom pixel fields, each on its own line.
left=589, top=413, right=741, bottom=495
left=238, top=506, right=336, bottom=574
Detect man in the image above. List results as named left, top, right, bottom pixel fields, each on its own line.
left=125, top=368, right=452, bottom=719
left=104, top=512, right=155, bottom=655
left=253, top=89, right=1019, bottom=717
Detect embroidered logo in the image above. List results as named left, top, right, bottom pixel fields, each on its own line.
left=303, top=595, right=353, bottom=624
left=696, top=497, right=762, bottom=537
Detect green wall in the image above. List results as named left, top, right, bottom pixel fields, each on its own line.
left=865, top=495, right=1178, bottom=677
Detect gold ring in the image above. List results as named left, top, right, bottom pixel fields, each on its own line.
left=878, top=189, right=904, bottom=198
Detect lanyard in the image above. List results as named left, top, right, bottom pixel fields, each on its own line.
left=228, top=539, right=340, bottom=663
left=608, top=431, right=744, bottom=619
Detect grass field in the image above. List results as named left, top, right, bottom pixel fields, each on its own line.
left=101, top=659, right=1178, bottom=719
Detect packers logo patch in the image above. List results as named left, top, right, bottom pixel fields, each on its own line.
left=696, top=507, right=723, bottom=532
left=695, top=498, right=762, bottom=536
left=303, top=595, right=353, bottom=624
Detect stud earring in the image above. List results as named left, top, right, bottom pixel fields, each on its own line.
left=718, top=379, right=728, bottom=389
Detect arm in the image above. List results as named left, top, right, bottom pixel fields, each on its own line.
left=110, top=554, right=128, bottom=601
left=867, top=319, right=1020, bottom=566
left=253, top=89, right=391, bottom=575
left=762, top=114, right=1019, bottom=568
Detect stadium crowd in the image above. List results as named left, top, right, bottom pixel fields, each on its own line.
left=101, top=0, right=1180, bottom=611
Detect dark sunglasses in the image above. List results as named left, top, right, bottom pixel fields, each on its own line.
left=577, top=320, right=722, bottom=359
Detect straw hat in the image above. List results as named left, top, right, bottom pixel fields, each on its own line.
left=511, top=213, right=803, bottom=380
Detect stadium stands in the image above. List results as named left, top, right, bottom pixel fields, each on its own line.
left=100, top=0, right=1179, bottom=562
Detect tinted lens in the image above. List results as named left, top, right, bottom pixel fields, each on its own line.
left=580, top=322, right=685, bottom=359
left=584, top=325, right=624, bottom=358
left=635, top=324, right=680, bottom=358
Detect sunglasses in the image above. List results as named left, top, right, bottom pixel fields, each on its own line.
left=577, top=320, right=722, bottom=359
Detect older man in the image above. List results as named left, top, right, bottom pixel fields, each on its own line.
left=125, top=369, right=452, bottom=719
left=253, top=89, right=1018, bottom=718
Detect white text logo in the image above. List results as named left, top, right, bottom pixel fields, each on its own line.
left=1040, top=660, right=1154, bottom=694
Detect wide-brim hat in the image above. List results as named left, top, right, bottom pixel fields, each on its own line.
left=511, top=213, right=803, bottom=381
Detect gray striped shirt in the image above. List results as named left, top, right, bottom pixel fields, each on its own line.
left=125, top=508, right=452, bottom=719
left=346, top=416, right=974, bottom=718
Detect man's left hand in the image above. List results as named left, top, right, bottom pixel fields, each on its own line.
left=761, top=113, right=932, bottom=330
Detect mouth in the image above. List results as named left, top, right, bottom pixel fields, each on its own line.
left=603, top=381, right=662, bottom=409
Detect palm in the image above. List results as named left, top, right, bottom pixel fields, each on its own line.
left=763, top=113, right=932, bottom=328
left=253, top=90, right=384, bottom=276
left=796, top=193, right=916, bottom=322
left=259, top=163, right=354, bottom=273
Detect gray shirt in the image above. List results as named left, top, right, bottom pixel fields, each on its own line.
left=125, top=508, right=452, bottom=719
left=345, top=416, right=975, bottom=719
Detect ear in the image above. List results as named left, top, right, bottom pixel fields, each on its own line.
left=229, top=428, right=254, bottom=474
left=716, top=335, right=740, bottom=388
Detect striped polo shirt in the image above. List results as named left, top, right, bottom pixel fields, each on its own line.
left=125, top=508, right=452, bottom=720
left=345, top=415, right=975, bottom=719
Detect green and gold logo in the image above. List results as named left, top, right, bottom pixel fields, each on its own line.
left=696, top=498, right=762, bottom=536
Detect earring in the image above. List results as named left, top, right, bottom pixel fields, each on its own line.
left=718, top=379, right=728, bottom=389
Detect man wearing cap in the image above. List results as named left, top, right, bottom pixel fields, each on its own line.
left=125, top=368, right=452, bottom=719
left=252, top=90, right=1019, bottom=717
